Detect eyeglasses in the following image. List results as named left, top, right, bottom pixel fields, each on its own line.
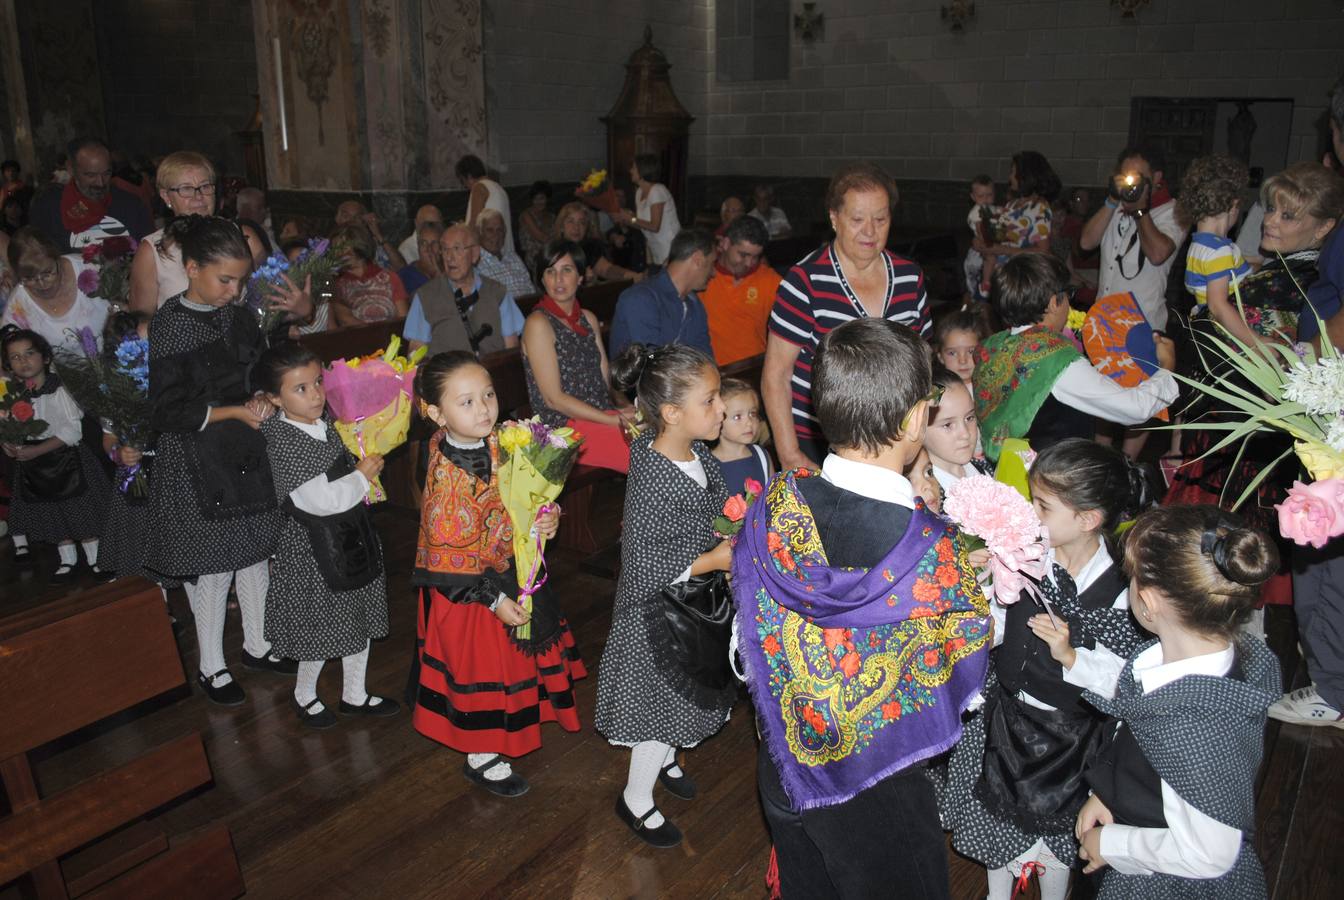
left=441, top=244, right=478, bottom=256
left=20, top=265, right=60, bottom=287
left=167, top=182, right=217, bottom=198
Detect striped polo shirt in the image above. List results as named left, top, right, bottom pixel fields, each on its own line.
left=768, top=243, right=930, bottom=442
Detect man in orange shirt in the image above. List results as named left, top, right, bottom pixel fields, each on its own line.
left=701, top=215, right=780, bottom=365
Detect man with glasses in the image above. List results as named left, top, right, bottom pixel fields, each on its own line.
left=1078, top=145, right=1185, bottom=332
left=402, top=222, right=524, bottom=357
left=29, top=137, right=151, bottom=252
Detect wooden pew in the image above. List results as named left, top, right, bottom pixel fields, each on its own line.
left=299, top=317, right=405, bottom=363
left=0, top=579, right=244, bottom=900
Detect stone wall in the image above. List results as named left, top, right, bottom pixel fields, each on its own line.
left=93, top=0, right=259, bottom=176
left=701, top=0, right=1342, bottom=188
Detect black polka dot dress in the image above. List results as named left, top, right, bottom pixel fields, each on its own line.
left=594, top=433, right=737, bottom=747
left=260, top=414, right=388, bottom=661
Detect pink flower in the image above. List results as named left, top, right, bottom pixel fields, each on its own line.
left=744, top=477, right=764, bottom=499
left=944, top=474, right=1048, bottom=604
left=76, top=269, right=100, bottom=295
left=722, top=494, right=748, bottom=522
left=1276, top=479, right=1344, bottom=549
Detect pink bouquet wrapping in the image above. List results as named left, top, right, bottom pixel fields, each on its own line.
left=324, top=336, right=426, bottom=502
left=943, top=474, right=1049, bottom=609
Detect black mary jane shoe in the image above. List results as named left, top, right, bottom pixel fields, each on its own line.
left=338, top=695, right=401, bottom=718
left=241, top=649, right=300, bottom=674
left=658, top=763, right=697, bottom=800
left=197, top=669, right=246, bottom=706
left=295, top=696, right=338, bottom=729
left=463, top=754, right=531, bottom=798
left=615, top=795, right=683, bottom=848
left=50, top=563, right=77, bottom=584
left=12, top=545, right=35, bottom=567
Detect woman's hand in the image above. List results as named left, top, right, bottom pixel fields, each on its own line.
left=614, top=209, right=634, bottom=226
left=1028, top=613, right=1077, bottom=670
left=494, top=597, right=531, bottom=627
left=355, top=453, right=385, bottom=482
left=535, top=504, right=561, bottom=540
left=117, top=445, right=143, bottom=467
left=218, top=404, right=264, bottom=429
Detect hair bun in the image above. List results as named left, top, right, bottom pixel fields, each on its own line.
left=1121, top=458, right=1154, bottom=519
left=1205, top=525, right=1278, bottom=587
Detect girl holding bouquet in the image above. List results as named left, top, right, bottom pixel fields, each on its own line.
left=595, top=342, right=735, bottom=850
left=143, top=215, right=285, bottom=707
left=941, top=438, right=1150, bottom=900
left=410, top=351, right=585, bottom=796
left=256, top=342, right=396, bottom=729
left=2, top=325, right=108, bottom=580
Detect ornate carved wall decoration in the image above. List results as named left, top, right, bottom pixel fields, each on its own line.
left=364, top=0, right=392, bottom=58
left=421, top=0, right=487, bottom=184
left=288, top=0, right=339, bottom=145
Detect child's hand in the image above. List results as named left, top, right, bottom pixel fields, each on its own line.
left=494, top=597, right=531, bottom=627
left=245, top=394, right=275, bottom=421
left=1, top=441, right=17, bottom=459
left=1075, top=793, right=1114, bottom=840
left=117, top=445, right=143, bottom=467
left=708, top=539, right=733, bottom=572
left=1029, top=613, right=1076, bottom=669
left=1154, top=334, right=1176, bottom=371
left=535, top=504, right=560, bottom=540
left=356, top=454, right=385, bottom=481
left=1078, top=824, right=1109, bottom=875
left=968, top=548, right=992, bottom=569
left=8, top=443, right=40, bottom=462
left=223, top=404, right=265, bottom=429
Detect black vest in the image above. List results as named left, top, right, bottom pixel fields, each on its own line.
left=1027, top=393, right=1095, bottom=448
left=1085, top=723, right=1166, bottom=828
left=797, top=474, right=914, bottom=570
left=996, top=562, right=1129, bottom=712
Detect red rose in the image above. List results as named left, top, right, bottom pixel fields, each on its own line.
left=101, top=236, right=133, bottom=258
left=10, top=400, right=34, bottom=422
left=722, top=493, right=748, bottom=522
left=81, top=243, right=100, bottom=263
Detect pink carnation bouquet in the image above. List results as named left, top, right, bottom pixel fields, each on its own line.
left=1276, top=479, right=1344, bottom=549
left=943, top=473, right=1049, bottom=609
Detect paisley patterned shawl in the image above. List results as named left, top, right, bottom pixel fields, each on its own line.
left=413, top=430, right=513, bottom=583
left=974, top=327, right=1082, bottom=463
left=732, top=469, right=992, bottom=811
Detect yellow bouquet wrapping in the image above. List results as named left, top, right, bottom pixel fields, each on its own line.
left=496, top=417, right=584, bottom=640
left=324, top=336, right=427, bottom=503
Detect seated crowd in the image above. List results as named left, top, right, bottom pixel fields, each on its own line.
left=3, top=73, right=1344, bottom=900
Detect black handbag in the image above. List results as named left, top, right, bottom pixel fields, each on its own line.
left=19, top=442, right=86, bottom=503
left=659, top=571, right=735, bottom=691
left=282, top=457, right=383, bottom=592
left=184, top=419, right=277, bottom=520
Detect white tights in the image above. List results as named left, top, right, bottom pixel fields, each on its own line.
left=183, top=560, right=270, bottom=682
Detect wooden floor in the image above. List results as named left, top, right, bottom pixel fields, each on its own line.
left=2, top=482, right=1342, bottom=899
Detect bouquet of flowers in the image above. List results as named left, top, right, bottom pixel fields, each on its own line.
left=0, top=378, right=48, bottom=444
left=324, top=335, right=426, bottom=503
left=943, top=473, right=1049, bottom=609
left=1164, top=272, right=1343, bottom=531
left=77, top=236, right=138, bottom=308
left=244, top=237, right=338, bottom=333
left=576, top=168, right=620, bottom=217
left=496, top=417, right=585, bottom=640
left=54, top=327, right=154, bottom=497
left=714, top=477, right=764, bottom=538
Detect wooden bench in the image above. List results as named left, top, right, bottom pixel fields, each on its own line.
left=0, top=579, right=244, bottom=900
left=299, top=317, right=405, bottom=363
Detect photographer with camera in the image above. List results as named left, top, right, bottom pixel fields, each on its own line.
left=1079, top=146, right=1187, bottom=332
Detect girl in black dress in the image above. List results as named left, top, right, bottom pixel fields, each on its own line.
left=255, top=342, right=396, bottom=729
left=594, top=343, right=735, bottom=849
left=144, top=216, right=285, bottom=707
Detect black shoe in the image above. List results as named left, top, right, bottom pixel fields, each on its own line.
left=338, top=695, right=401, bottom=718
left=463, top=755, right=530, bottom=797
left=241, top=649, right=299, bottom=674
left=50, top=563, right=77, bottom=584
left=13, top=545, right=35, bottom=567
left=294, top=696, right=337, bottom=729
left=197, top=669, right=246, bottom=706
left=659, top=763, right=697, bottom=800
left=615, top=795, right=682, bottom=848
left=89, top=564, right=117, bottom=584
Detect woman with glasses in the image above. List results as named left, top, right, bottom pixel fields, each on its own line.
left=1, top=226, right=108, bottom=356
left=129, top=151, right=218, bottom=314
